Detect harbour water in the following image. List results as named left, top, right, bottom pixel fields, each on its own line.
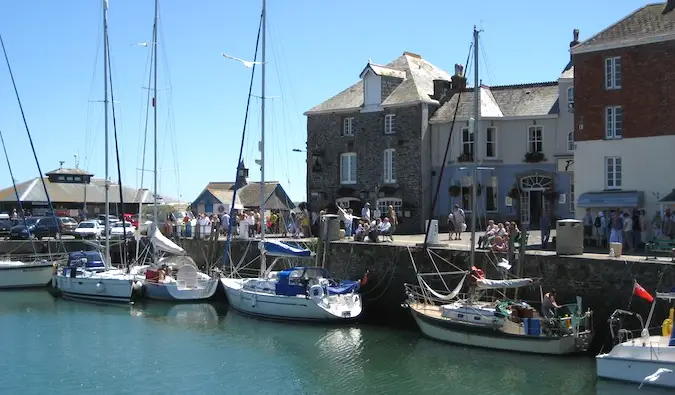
left=0, top=290, right=668, bottom=395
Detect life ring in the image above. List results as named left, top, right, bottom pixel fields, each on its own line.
left=309, top=284, right=325, bottom=300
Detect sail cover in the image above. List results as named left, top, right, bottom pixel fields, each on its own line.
left=260, top=240, right=314, bottom=258
left=475, top=278, right=536, bottom=290
left=151, top=225, right=186, bottom=255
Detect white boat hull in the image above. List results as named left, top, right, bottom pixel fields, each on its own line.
left=53, top=271, right=134, bottom=303
left=142, top=278, right=220, bottom=301
left=410, top=307, right=587, bottom=355
left=0, top=262, right=54, bottom=289
left=596, top=336, right=675, bottom=388
left=221, top=277, right=362, bottom=322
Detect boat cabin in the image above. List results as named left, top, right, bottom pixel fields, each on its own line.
left=66, top=251, right=106, bottom=274
left=275, top=267, right=330, bottom=296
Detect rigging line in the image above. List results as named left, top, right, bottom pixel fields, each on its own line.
left=423, top=43, right=474, bottom=248
left=267, top=24, right=293, bottom=183
left=479, top=38, right=497, bottom=86
left=138, top=42, right=155, bottom=196
left=0, top=33, right=66, bottom=254
left=84, top=21, right=104, bottom=171
left=106, top=33, right=129, bottom=269
left=0, top=129, right=37, bottom=255
left=223, top=11, right=264, bottom=269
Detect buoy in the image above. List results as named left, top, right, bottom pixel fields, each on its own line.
left=95, top=282, right=105, bottom=293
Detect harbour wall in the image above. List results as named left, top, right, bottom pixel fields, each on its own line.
left=4, top=238, right=673, bottom=353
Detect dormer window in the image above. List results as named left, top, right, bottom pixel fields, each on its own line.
left=362, top=69, right=382, bottom=112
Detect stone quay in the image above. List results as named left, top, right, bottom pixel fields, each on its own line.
left=4, top=233, right=673, bottom=353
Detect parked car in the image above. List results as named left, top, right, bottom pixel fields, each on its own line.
left=74, top=220, right=104, bottom=240
left=59, top=217, right=79, bottom=236
left=0, top=219, right=13, bottom=238
left=96, top=214, right=119, bottom=226
left=109, top=223, right=135, bottom=240
left=9, top=216, right=62, bottom=240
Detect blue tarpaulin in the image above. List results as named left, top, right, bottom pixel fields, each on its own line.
left=68, top=251, right=105, bottom=269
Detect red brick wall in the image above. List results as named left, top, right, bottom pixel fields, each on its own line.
left=574, top=40, right=675, bottom=141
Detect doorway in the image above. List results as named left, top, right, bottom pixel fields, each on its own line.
left=519, top=174, right=553, bottom=228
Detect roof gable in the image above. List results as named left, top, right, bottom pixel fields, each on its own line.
left=572, top=4, right=675, bottom=54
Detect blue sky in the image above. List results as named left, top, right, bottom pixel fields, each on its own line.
left=0, top=0, right=650, bottom=204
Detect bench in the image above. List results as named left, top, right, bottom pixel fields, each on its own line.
left=645, top=239, right=675, bottom=260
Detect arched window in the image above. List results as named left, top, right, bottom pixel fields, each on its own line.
left=567, top=131, right=575, bottom=151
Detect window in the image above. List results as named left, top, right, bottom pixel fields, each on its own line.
left=460, top=176, right=473, bottom=212
left=336, top=198, right=357, bottom=209
left=461, top=127, right=474, bottom=156
left=605, top=157, right=622, bottom=189
left=567, top=131, right=575, bottom=151
left=340, top=153, right=357, bottom=184
left=527, top=126, right=543, bottom=153
left=570, top=174, right=575, bottom=213
left=377, top=198, right=402, bottom=217
left=605, top=57, right=622, bottom=90
left=485, top=127, right=497, bottom=159
left=567, top=86, right=574, bottom=109
left=485, top=176, right=498, bottom=212
left=605, top=106, right=622, bottom=139
left=383, top=148, right=396, bottom=183
left=343, top=117, right=354, bottom=136
left=384, top=114, right=396, bottom=135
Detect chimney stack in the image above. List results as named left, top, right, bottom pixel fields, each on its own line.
left=569, top=29, right=580, bottom=62
left=451, top=64, right=467, bottom=91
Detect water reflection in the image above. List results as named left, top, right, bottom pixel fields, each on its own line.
left=595, top=379, right=671, bottom=394
left=130, top=302, right=224, bottom=330
left=0, top=289, right=57, bottom=315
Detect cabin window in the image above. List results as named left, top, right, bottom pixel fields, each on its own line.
left=473, top=316, right=481, bottom=321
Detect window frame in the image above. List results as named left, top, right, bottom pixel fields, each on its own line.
left=566, top=86, right=574, bottom=109
left=383, top=148, right=396, bottom=184
left=527, top=125, right=543, bottom=153
left=343, top=117, right=354, bottom=136
left=605, top=156, right=622, bottom=190
left=605, top=106, right=623, bottom=139
left=460, top=127, right=474, bottom=156
left=340, top=152, right=357, bottom=185
left=567, top=131, right=575, bottom=151
left=376, top=198, right=402, bottom=217
left=604, top=56, right=622, bottom=90
left=384, top=114, right=396, bottom=135
left=485, top=126, right=497, bottom=159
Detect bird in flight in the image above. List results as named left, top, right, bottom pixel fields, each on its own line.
left=221, top=53, right=264, bottom=68
left=639, top=368, right=672, bottom=389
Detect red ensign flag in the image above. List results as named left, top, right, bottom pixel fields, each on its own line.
left=633, top=282, right=654, bottom=303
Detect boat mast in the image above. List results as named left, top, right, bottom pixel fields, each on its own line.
left=103, top=0, right=111, bottom=269
left=469, top=26, right=480, bottom=269
left=152, top=0, right=159, bottom=235
left=259, top=0, right=267, bottom=274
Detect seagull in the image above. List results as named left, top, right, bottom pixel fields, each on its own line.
left=639, top=368, right=672, bottom=389
left=221, top=53, right=264, bottom=68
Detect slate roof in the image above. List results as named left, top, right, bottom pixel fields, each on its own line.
left=45, top=167, right=93, bottom=176
left=559, top=65, right=574, bottom=79
left=194, top=181, right=294, bottom=210
left=572, top=3, right=675, bottom=53
left=659, top=188, right=675, bottom=202
left=0, top=177, right=155, bottom=204
left=429, top=82, right=560, bottom=123
left=305, top=52, right=451, bottom=115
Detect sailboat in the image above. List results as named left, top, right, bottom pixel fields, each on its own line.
left=129, top=0, right=219, bottom=302
left=53, top=0, right=136, bottom=303
left=219, top=0, right=362, bottom=322
left=596, top=286, right=675, bottom=388
left=403, top=27, right=593, bottom=354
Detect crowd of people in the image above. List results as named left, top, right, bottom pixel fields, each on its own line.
left=339, top=203, right=398, bottom=243
left=580, top=207, right=670, bottom=253
left=476, top=220, right=523, bottom=252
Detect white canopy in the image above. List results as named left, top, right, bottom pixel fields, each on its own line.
left=151, top=225, right=185, bottom=255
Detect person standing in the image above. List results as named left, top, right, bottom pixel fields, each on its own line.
left=451, top=205, right=465, bottom=240
left=386, top=205, right=398, bottom=241
left=361, top=203, right=371, bottom=223
left=583, top=208, right=593, bottom=246
left=540, top=214, right=551, bottom=249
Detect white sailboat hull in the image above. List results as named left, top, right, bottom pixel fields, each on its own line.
left=409, top=306, right=587, bottom=355
left=0, top=262, right=54, bottom=289
left=53, top=271, right=134, bottom=303
left=142, top=278, right=220, bottom=301
left=596, top=336, right=675, bottom=388
left=221, top=277, right=362, bottom=322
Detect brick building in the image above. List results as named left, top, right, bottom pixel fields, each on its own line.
left=304, top=52, right=451, bottom=233
left=572, top=3, right=675, bottom=219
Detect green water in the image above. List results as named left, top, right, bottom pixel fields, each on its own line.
left=0, top=290, right=668, bottom=395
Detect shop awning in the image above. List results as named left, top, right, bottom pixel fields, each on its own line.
left=577, top=191, right=644, bottom=208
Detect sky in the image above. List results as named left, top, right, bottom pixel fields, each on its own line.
left=0, top=0, right=652, bottom=204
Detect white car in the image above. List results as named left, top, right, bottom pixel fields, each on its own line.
left=74, top=221, right=104, bottom=239
left=109, top=223, right=135, bottom=239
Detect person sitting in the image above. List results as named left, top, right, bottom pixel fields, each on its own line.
left=379, top=218, right=393, bottom=242
left=478, top=220, right=498, bottom=248
left=367, top=219, right=381, bottom=243
left=353, top=221, right=366, bottom=242
left=491, top=235, right=508, bottom=253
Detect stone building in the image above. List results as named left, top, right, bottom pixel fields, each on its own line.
left=304, top=52, right=451, bottom=233
left=572, top=3, right=675, bottom=218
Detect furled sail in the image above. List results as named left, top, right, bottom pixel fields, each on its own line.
left=151, top=225, right=185, bottom=255
left=475, top=277, right=535, bottom=290
left=419, top=274, right=466, bottom=300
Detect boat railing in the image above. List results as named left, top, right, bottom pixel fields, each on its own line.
left=1, top=252, right=68, bottom=264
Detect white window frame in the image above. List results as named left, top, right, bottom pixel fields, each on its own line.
left=569, top=173, right=575, bottom=213
left=343, top=117, right=354, bottom=136
left=605, top=56, right=622, bottom=90
left=605, top=106, right=622, bottom=139
left=605, top=156, right=622, bottom=190
left=567, top=131, right=575, bottom=151
left=485, top=126, right=497, bottom=159
left=485, top=176, right=498, bottom=212
left=340, top=152, right=357, bottom=185
left=460, top=127, right=474, bottom=156
left=384, top=114, right=396, bottom=135
left=527, top=125, right=543, bottom=153
left=383, top=148, right=396, bottom=184
left=566, top=86, right=574, bottom=109
left=376, top=198, right=402, bottom=217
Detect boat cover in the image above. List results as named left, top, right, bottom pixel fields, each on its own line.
left=327, top=280, right=359, bottom=294
left=261, top=240, right=314, bottom=258
left=68, top=251, right=105, bottom=269
left=151, top=225, right=185, bottom=255
left=275, top=267, right=332, bottom=296
left=475, top=277, right=536, bottom=290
